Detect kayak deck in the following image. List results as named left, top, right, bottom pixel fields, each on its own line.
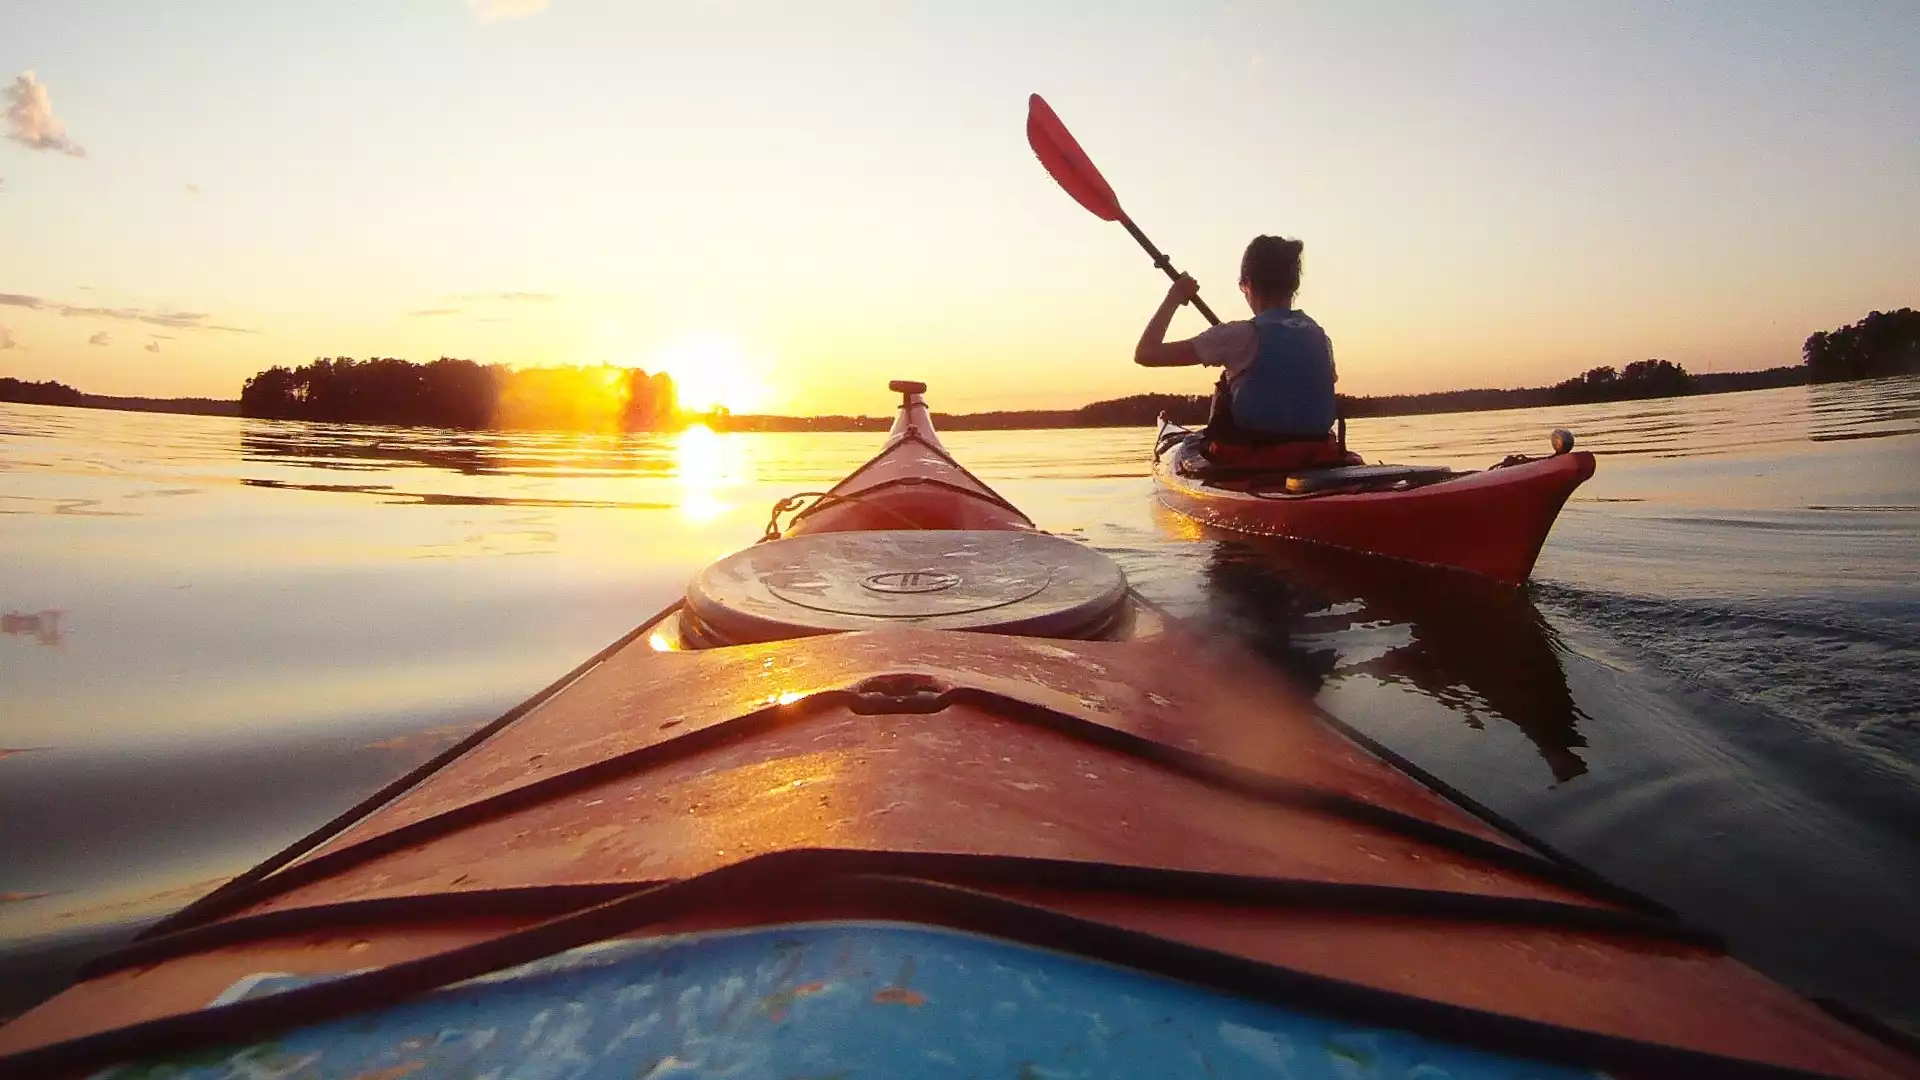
left=8, top=629, right=1913, bottom=1078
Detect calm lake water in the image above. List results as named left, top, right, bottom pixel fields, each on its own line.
left=2, top=376, right=1917, bottom=1032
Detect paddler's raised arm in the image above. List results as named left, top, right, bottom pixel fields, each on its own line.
left=1135, top=274, right=1203, bottom=367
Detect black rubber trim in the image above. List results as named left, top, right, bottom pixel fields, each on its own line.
left=79, top=852, right=1719, bottom=980
left=1121, top=583, right=1672, bottom=918
left=954, top=686, right=1671, bottom=915
left=0, top=851, right=1881, bottom=1080
left=136, top=599, right=687, bottom=942
left=1813, top=995, right=1920, bottom=1059
left=83, top=885, right=641, bottom=977
left=1302, top=702, right=1679, bottom=917
left=147, top=680, right=1648, bottom=929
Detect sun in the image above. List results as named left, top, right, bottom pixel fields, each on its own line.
left=652, top=334, right=771, bottom=415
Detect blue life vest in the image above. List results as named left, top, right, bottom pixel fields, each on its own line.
left=1228, top=308, right=1336, bottom=436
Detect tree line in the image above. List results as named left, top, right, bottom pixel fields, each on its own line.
left=239, top=357, right=679, bottom=431
left=1803, top=309, right=1920, bottom=382
left=0, top=377, right=236, bottom=415
left=8, top=307, right=1911, bottom=431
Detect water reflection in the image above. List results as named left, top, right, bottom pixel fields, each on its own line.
left=235, top=478, right=671, bottom=511
left=1, top=611, right=64, bottom=648
left=238, top=420, right=685, bottom=480
left=1806, top=377, right=1920, bottom=442
left=241, top=423, right=503, bottom=475
left=1189, top=533, right=1590, bottom=782
left=674, top=424, right=751, bottom=522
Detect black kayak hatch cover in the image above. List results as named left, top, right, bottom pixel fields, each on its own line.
left=684, top=529, right=1129, bottom=645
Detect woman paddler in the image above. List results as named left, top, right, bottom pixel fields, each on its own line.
left=1134, top=235, right=1348, bottom=468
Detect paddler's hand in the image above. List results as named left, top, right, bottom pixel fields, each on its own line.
left=1165, top=273, right=1201, bottom=306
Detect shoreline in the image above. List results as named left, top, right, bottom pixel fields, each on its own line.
left=0, top=365, right=1869, bottom=433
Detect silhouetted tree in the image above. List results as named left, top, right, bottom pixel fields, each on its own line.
left=1548, top=359, right=1693, bottom=404
left=239, top=357, right=678, bottom=432
left=0, top=377, right=85, bottom=406
left=1804, top=309, right=1920, bottom=382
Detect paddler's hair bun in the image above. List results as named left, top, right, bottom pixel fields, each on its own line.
left=1240, top=235, right=1304, bottom=298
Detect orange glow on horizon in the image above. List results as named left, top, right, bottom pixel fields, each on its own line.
left=652, top=335, right=773, bottom=416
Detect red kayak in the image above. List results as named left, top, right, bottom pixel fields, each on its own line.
left=1, top=383, right=1911, bottom=1080
left=1154, top=417, right=1595, bottom=586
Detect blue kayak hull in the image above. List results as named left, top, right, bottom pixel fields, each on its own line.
left=118, top=922, right=1596, bottom=1079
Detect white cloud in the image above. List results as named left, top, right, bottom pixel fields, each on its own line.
left=469, top=0, right=550, bottom=24
left=88, top=331, right=110, bottom=346
left=5, top=71, right=85, bottom=157
left=0, top=326, right=18, bottom=350
left=145, top=340, right=161, bottom=353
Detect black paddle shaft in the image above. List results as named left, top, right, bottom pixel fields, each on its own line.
left=1119, top=216, right=1221, bottom=326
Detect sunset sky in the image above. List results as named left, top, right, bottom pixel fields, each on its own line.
left=3, top=1, right=1915, bottom=415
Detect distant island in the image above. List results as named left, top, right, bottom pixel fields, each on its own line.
left=237, top=357, right=677, bottom=431
left=0, top=377, right=238, bottom=417
left=5, top=307, right=1913, bottom=433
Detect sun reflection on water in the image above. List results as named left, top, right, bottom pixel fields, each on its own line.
left=674, top=424, right=750, bottom=522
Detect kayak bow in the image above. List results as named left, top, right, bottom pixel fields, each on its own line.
left=0, top=384, right=1911, bottom=1080
left=1154, top=417, right=1596, bottom=585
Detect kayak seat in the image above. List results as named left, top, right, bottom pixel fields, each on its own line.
left=1201, top=437, right=1358, bottom=472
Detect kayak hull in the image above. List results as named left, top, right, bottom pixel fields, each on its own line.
left=1153, top=420, right=1595, bottom=586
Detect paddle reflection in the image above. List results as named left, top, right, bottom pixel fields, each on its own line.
left=1195, top=537, right=1590, bottom=782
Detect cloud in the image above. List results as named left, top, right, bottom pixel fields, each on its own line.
left=406, top=308, right=462, bottom=317
left=145, top=340, right=161, bottom=353
left=5, top=71, right=85, bottom=157
left=451, top=291, right=557, bottom=302
left=0, top=292, right=255, bottom=333
left=185, top=183, right=202, bottom=196
left=0, top=326, right=17, bottom=350
left=88, top=331, right=110, bottom=346
left=469, top=0, right=550, bottom=24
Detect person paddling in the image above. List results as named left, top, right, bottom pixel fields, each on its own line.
left=1134, top=235, right=1347, bottom=466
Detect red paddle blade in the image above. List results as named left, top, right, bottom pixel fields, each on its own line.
left=1027, top=93, right=1124, bottom=222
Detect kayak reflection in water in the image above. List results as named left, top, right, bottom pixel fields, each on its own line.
left=1196, top=536, right=1592, bottom=784
left=1134, top=235, right=1349, bottom=468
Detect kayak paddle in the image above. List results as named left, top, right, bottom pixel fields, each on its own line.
left=1026, top=93, right=1220, bottom=327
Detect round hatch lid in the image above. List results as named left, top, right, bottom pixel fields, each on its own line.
left=685, top=529, right=1128, bottom=645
